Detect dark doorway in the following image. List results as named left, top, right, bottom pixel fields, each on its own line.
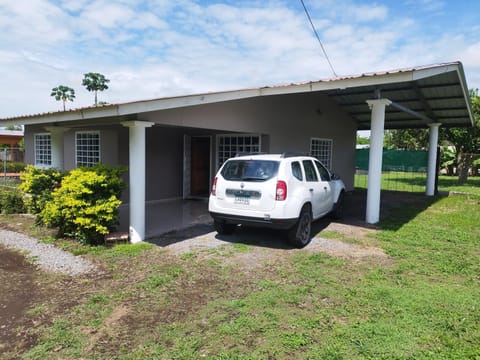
left=190, top=137, right=211, bottom=196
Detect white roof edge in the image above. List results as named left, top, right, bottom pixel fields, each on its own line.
left=0, top=129, right=24, bottom=136
left=1, top=62, right=469, bottom=125
left=455, top=62, right=475, bottom=126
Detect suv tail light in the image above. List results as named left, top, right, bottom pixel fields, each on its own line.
left=211, top=177, right=218, bottom=196
left=276, top=180, right=287, bottom=201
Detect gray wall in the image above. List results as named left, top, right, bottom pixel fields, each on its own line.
left=140, top=92, right=357, bottom=189
left=24, top=125, right=121, bottom=170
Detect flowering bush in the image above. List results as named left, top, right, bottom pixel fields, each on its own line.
left=19, top=165, right=64, bottom=213
left=39, top=165, right=126, bottom=244
left=20, top=164, right=126, bottom=244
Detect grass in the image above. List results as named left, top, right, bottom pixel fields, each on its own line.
left=355, top=172, right=480, bottom=195
left=4, top=186, right=480, bottom=359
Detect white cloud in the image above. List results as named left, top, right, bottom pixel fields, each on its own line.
left=348, top=4, right=388, bottom=22
left=80, top=1, right=135, bottom=29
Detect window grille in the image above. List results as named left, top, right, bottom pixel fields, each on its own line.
left=34, top=133, right=51, bottom=167
left=310, top=138, right=333, bottom=168
left=217, top=134, right=261, bottom=168
left=76, top=131, right=100, bottom=167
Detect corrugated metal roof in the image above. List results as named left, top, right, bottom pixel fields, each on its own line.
left=1, top=61, right=473, bottom=129
left=328, top=64, right=473, bottom=129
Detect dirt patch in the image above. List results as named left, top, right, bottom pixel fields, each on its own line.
left=308, top=237, right=387, bottom=261
left=0, top=246, right=39, bottom=356
left=84, top=304, right=129, bottom=352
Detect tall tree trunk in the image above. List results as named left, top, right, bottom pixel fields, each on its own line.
left=94, top=91, right=98, bottom=106
left=457, top=152, right=473, bottom=183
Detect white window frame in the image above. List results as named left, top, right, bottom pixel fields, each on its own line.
left=75, top=131, right=101, bottom=167
left=310, top=138, right=333, bottom=169
left=34, top=133, right=52, bottom=168
left=216, top=134, right=261, bottom=169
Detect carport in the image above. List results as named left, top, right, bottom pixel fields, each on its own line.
left=321, top=62, right=473, bottom=223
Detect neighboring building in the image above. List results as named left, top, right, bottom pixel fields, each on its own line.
left=0, top=62, right=474, bottom=242
left=0, top=129, right=24, bottom=162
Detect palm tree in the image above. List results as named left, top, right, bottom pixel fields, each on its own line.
left=50, top=85, right=76, bottom=111
left=82, top=72, right=110, bottom=106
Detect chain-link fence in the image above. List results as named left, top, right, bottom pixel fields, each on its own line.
left=355, top=149, right=480, bottom=193
left=0, top=147, right=25, bottom=185
left=355, top=149, right=428, bottom=193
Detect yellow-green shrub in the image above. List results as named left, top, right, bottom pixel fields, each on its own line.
left=19, top=165, right=64, bottom=213
left=39, top=165, right=126, bottom=244
left=0, top=188, right=25, bottom=214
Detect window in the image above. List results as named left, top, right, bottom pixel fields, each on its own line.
left=217, top=134, right=261, bottom=168
left=310, top=138, right=333, bottom=169
left=221, top=160, right=279, bottom=181
left=291, top=161, right=303, bottom=181
left=76, top=131, right=100, bottom=167
left=302, top=160, right=318, bottom=182
left=314, top=160, right=331, bottom=181
left=34, top=133, right=51, bottom=167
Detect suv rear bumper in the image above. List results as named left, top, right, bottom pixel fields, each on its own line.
left=210, top=212, right=297, bottom=230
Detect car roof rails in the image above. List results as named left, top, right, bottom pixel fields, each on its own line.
left=234, top=152, right=266, bottom=157
left=280, top=152, right=308, bottom=158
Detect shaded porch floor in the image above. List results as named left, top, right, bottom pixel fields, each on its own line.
left=118, top=199, right=212, bottom=239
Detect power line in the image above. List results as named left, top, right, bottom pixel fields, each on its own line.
left=300, top=0, right=338, bottom=77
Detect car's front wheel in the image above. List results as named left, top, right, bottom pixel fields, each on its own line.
left=330, top=191, right=344, bottom=220
left=287, top=206, right=312, bottom=248
left=214, top=220, right=236, bottom=235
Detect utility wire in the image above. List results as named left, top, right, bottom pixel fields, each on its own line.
left=300, top=0, right=338, bottom=77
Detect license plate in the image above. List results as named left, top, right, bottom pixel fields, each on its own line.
left=234, top=196, right=250, bottom=205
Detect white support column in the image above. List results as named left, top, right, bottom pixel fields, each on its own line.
left=121, top=121, right=154, bottom=243
left=426, top=123, right=441, bottom=196
left=365, top=99, right=391, bottom=224
left=45, top=126, right=67, bottom=170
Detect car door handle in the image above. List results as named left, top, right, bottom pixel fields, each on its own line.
left=324, top=187, right=327, bottom=190
left=309, top=188, right=314, bottom=192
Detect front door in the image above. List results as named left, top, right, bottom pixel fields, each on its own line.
left=190, top=137, right=211, bottom=196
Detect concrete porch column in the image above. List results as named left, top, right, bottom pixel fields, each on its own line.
left=365, top=99, right=391, bottom=224
left=426, top=123, right=441, bottom=196
left=45, top=126, right=67, bottom=170
left=121, top=121, right=154, bottom=243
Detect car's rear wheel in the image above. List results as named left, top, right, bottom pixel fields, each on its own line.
left=287, top=206, right=312, bottom=248
left=214, top=220, right=236, bottom=235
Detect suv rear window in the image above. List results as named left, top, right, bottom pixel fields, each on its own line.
left=221, top=160, right=279, bottom=181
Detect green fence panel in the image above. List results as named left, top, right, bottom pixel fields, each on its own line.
left=356, top=149, right=428, bottom=172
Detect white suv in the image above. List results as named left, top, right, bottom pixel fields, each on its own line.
left=208, top=153, right=345, bottom=247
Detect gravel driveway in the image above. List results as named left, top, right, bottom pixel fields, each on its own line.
left=0, top=229, right=98, bottom=276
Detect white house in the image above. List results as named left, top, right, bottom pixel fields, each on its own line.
left=1, top=62, right=473, bottom=242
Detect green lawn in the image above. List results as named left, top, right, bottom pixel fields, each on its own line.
left=4, top=187, right=480, bottom=359
left=355, top=172, right=480, bottom=195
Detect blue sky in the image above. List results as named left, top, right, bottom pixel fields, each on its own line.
left=1, top=0, right=479, bottom=118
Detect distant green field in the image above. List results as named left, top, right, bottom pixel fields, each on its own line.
left=355, top=172, right=480, bottom=195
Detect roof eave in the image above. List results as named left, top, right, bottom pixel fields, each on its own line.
left=2, top=62, right=473, bottom=127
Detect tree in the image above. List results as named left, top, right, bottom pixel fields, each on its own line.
left=441, top=89, right=480, bottom=183
left=356, top=135, right=370, bottom=145
left=384, top=129, right=429, bottom=150
left=5, top=125, right=22, bottom=131
left=50, top=85, right=75, bottom=111
left=82, top=72, right=110, bottom=106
